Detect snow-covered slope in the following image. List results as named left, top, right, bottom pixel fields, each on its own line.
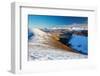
left=29, top=45, right=87, bottom=60
left=29, top=28, right=51, bottom=44
left=28, top=28, right=87, bottom=60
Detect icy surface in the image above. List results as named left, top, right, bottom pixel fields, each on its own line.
left=29, top=44, right=87, bottom=61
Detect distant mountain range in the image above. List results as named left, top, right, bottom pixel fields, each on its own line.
left=32, top=24, right=88, bottom=31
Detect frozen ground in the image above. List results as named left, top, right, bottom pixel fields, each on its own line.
left=28, top=44, right=87, bottom=61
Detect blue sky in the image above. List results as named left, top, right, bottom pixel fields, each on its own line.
left=28, top=15, right=88, bottom=28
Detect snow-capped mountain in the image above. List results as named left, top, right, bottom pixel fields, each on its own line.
left=29, top=28, right=52, bottom=44
left=48, top=24, right=88, bottom=30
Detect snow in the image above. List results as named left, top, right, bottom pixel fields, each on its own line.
left=28, top=28, right=87, bottom=61
left=29, top=44, right=87, bottom=61
left=29, top=28, right=51, bottom=43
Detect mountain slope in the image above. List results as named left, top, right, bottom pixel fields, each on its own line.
left=28, top=28, right=87, bottom=60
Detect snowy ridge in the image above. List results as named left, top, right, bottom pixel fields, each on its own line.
left=28, top=28, right=87, bottom=60
left=48, top=23, right=87, bottom=30
left=29, top=28, right=51, bottom=43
